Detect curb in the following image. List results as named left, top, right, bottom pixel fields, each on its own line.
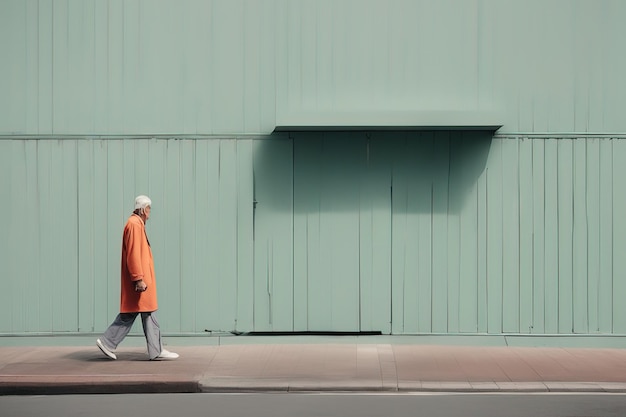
left=196, top=380, right=626, bottom=394
left=4, top=381, right=626, bottom=395
left=0, top=381, right=201, bottom=396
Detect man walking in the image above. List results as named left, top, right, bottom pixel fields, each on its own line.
left=97, top=195, right=178, bottom=360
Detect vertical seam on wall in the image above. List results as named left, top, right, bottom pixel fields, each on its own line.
left=51, top=1, right=54, bottom=134
left=583, top=139, right=588, bottom=333
left=556, top=141, right=560, bottom=333
left=232, top=139, right=238, bottom=330
left=358, top=135, right=363, bottom=332
left=91, top=141, right=96, bottom=331
left=443, top=132, right=448, bottom=333
left=242, top=2, right=247, bottom=134
left=252, top=141, right=256, bottom=331
left=292, top=136, right=296, bottom=331
left=501, top=139, right=505, bottom=334
left=179, top=140, right=183, bottom=331
left=193, top=140, right=198, bottom=332
left=571, top=139, right=575, bottom=333
left=430, top=142, right=434, bottom=334
left=610, top=139, right=614, bottom=333
left=483, top=137, right=488, bottom=333
left=76, top=140, right=80, bottom=332
left=517, top=138, right=521, bottom=334
left=540, top=138, right=545, bottom=333
left=530, top=138, right=535, bottom=334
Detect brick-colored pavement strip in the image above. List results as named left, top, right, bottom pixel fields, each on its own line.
left=392, top=345, right=626, bottom=392
left=2, top=344, right=626, bottom=394
left=0, top=346, right=216, bottom=395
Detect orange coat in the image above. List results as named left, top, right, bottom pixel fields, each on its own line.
left=120, top=214, right=158, bottom=313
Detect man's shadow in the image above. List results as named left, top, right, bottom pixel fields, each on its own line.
left=67, top=349, right=149, bottom=362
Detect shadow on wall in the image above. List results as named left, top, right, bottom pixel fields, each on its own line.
left=253, top=130, right=493, bottom=214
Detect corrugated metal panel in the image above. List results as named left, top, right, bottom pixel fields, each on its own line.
left=0, top=0, right=277, bottom=135
left=2, top=1, right=626, bottom=135
left=292, top=134, right=392, bottom=333
left=0, top=138, right=255, bottom=334
left=252, top=137, right=294, bottom=331
left=246, top=133, right=626, bottom=335
left=0, top=140, right=79, bottom=332
left=268, top=133, right=626, bottom=335
left=385, top=134, right=622, bottom=335
left=2, top=135, right=626, bottom=334
left=3, top=0, right=626, bottom=338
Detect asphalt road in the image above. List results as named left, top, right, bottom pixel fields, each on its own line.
left=3, top=393, right=626, bottom=417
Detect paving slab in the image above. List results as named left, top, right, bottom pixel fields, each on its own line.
left=1, top=343, right=626, bottom=395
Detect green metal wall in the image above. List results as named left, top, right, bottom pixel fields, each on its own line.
left=2, top=0, right=626, bottom=135
left=2, top=1, right=626, bottom=336
left=2, top=134, right=625, bottom=335
left=392, top=134, right=623, bottom=335
left=0, top=138, right=255, bottom=333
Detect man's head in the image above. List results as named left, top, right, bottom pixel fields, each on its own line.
left=134, top=195, right=152, bottom=222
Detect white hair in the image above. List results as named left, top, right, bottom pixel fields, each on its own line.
left=134, top=195, right=152, bottom=212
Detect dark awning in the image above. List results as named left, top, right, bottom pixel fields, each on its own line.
left=274, top=111, right=503, bottom=132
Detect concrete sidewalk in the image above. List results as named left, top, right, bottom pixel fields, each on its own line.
left=2, top=341, right=626, bottom=395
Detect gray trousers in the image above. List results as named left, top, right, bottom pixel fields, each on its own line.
left=101, top=311, right=162, bottom=360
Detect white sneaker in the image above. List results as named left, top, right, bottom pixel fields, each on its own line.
left=96, top=338, right=117, bottom=360
left=153, top=349, right=179, bottom=360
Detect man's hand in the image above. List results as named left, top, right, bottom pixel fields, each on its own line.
left=135, top=280, right=148, bottom=292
